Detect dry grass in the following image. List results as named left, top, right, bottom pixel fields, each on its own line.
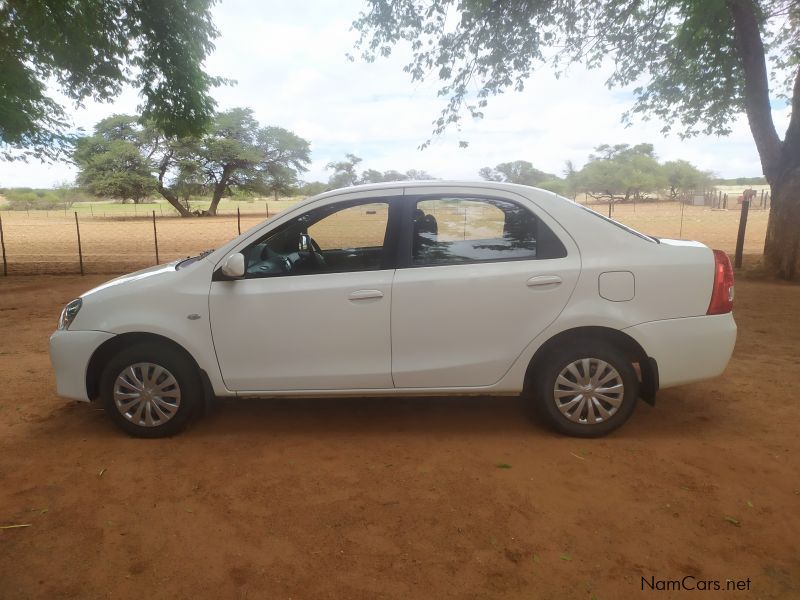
left=0, top=200, right=768, bottom=275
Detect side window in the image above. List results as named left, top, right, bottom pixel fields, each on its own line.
left=243, top=200, right=390, bottom=277
left=411, top=197, right=566, bottom=266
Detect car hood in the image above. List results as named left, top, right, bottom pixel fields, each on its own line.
left=80, top=261, right=182, bottom=299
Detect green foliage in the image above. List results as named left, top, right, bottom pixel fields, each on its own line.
left=0, top=0, right=222, bottom=161
left=2, top=185, right=90, bottom=210
left=74, top=117, right=157, bottom=202
left=327, top=154, right=364, bottom=188
left=298, top=181, right=328, bottom=197
left=190, top=108, right=311, bottom=214
left=576, top=144, right=667, bottom=201
left=713, top=175, right=768, bottom=185
left=352, top=1, right=798, bottom=142
left=662, top=159, right=714, bottom=199
left=326, top=154, right=435, bottom=188
left=479, top=160, right=557, bottom=186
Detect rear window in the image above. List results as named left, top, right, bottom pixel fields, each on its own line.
left=573, top=203, right=659, bottom=243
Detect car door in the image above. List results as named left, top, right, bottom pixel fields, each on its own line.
left=209, top=190, right=401, bottom=392
left=391, top=187, right=580, bottom=389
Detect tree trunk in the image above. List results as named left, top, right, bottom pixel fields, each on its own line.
left=208, top=181, right=226, bottom=216
left=155, top=151, right=193, bottom=217
left=157, top=185, right=193, bottom=217
left=729, top=0, right=800, bottom=279
left=207, top=166, right=232, bottom=216
left=764, top=163, right=800, bottom=279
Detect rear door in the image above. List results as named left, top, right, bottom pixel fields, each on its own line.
left=391, top=187, right=580, bottom=389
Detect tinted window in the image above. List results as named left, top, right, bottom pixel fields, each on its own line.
left=243, top=200, right=390, bottom=277
left=410, top=197, right=566, bottom=266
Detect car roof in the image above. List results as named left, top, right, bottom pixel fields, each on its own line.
left=312, top=180, right=557, bottom=202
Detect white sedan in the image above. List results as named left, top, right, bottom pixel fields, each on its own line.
left=49, top=182, right=736, bottom=438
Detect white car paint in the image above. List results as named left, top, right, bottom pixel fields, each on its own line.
left=49, top=181, right=736, bottom=414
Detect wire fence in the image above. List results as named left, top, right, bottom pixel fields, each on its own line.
left=0, top=195, right=771, bottom=276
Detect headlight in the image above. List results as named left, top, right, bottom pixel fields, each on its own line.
left=58, top=298, right=82, bottom=330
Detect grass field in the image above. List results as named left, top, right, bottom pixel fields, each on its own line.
left=0, top=199, right=770, bottom=275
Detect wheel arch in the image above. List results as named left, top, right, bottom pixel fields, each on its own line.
left=85, top=332, right=214, bottom=405
left=523, top=326, right=659, bottom=404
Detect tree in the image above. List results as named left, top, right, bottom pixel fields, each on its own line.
left=74, top=117, right=157, bottom=203
left=327, top=155, right=434, bottom=188
left=662, top=160, right=714, bottom=200
left=1, top=0, right=222, bottom=161
left=73, top=114, right=193, bottom=216
left=327, top=154, right=363, bottom=188
left=479, top=160, right=558, bottom=186
left=576, top=144, right=666, bottom=206
left=75, top=141, right=156, bottom=203
left=353, top=1, right=800, bottom=278
left=189, top=108, right=311, bottom=215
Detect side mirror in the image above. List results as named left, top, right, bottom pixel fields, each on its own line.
left=298, top=233, right=310, bottom=252
left=220, top=253, right=245, bottom=278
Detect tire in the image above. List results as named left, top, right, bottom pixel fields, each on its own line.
left=100, top=342, right=201, bottom=438
left=534, top=340, right=639, bottom=438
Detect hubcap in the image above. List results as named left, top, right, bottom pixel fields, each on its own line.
left=553, top=358, right=624, bottom=425
left=113, top=363, right=181, bottom=427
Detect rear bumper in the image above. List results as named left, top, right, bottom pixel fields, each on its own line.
left=623, top=313, right=736, bottom=389
left=49, top=330, right=115, bottom=401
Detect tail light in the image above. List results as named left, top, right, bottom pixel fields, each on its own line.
left=707, top=249, right=734, bottom=314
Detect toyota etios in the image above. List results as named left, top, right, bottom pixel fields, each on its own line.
left=50, top=182, right=736, bottom=437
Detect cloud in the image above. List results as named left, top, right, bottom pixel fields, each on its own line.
left=0, top=0, right=788, bottom=188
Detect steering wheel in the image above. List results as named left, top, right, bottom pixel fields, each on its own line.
left=307, top=236, right=327, bottom=268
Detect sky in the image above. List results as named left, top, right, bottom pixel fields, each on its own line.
left=0, top=0, right=792, bottom=188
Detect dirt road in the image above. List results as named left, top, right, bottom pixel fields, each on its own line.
left=0, top=273, right=798, bottom=599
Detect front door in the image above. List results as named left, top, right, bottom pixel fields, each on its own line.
left=209, top=193, right=400, bottom=391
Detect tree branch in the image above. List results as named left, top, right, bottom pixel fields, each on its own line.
left=728, top=0, right=783, bottom=183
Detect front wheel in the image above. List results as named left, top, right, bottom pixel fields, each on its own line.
left=100, top=342, right=201, bottom=438
left=535, top=341, right=639, bottom=437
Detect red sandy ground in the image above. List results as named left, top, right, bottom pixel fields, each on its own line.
left=0, top=271, right=798, bottom=599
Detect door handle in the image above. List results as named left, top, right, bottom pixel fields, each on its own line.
left=348, top=289, right=384, bottom=301
left=526, top=275, right=562, bottom=288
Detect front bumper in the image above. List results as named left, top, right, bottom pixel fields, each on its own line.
left=623, top=313, right=737, bottom=389
left=49, top=330, right=115, bottom=401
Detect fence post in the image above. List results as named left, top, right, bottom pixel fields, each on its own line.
left=723, top=193, right=728, bottom=210
left=152, top=211, right=160, bottom=264
left=734, top=199, right=750, bottom=268
left=265, top=202, right=268, bottom=217
left=74, top=212, right=84, bottom=276
left=0, top=213, right=7, bottom=276
left=237, top=206, right=241, bottom=234
left=679, top=199, right=685, bottom=238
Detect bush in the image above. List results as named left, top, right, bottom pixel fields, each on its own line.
left=2, top=187, right=89, bottom=211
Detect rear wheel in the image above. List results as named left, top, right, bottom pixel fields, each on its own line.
left=535, top=341, right=638, bottom=437
left=100, top=342, right=200, bottom=438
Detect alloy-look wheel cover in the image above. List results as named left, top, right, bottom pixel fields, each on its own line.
left=113, top=362, right=181, bottom=427
left=553, top=358, right=624, bottom=425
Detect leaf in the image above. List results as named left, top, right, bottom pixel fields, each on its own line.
left=746, top=500, right=753, bottom=508
left=569, top=452, right=585, bottom=461
left=98, top=468, right=106, bottom=477
left=496, top=463, right=512, bottom=469
left=532, top=553, right=540, bottom=563
left=0, top=524, right=32, bottom=529
left=560, top=554, right=572, bottom=561
left=724, top=516, right=740, bottom=527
